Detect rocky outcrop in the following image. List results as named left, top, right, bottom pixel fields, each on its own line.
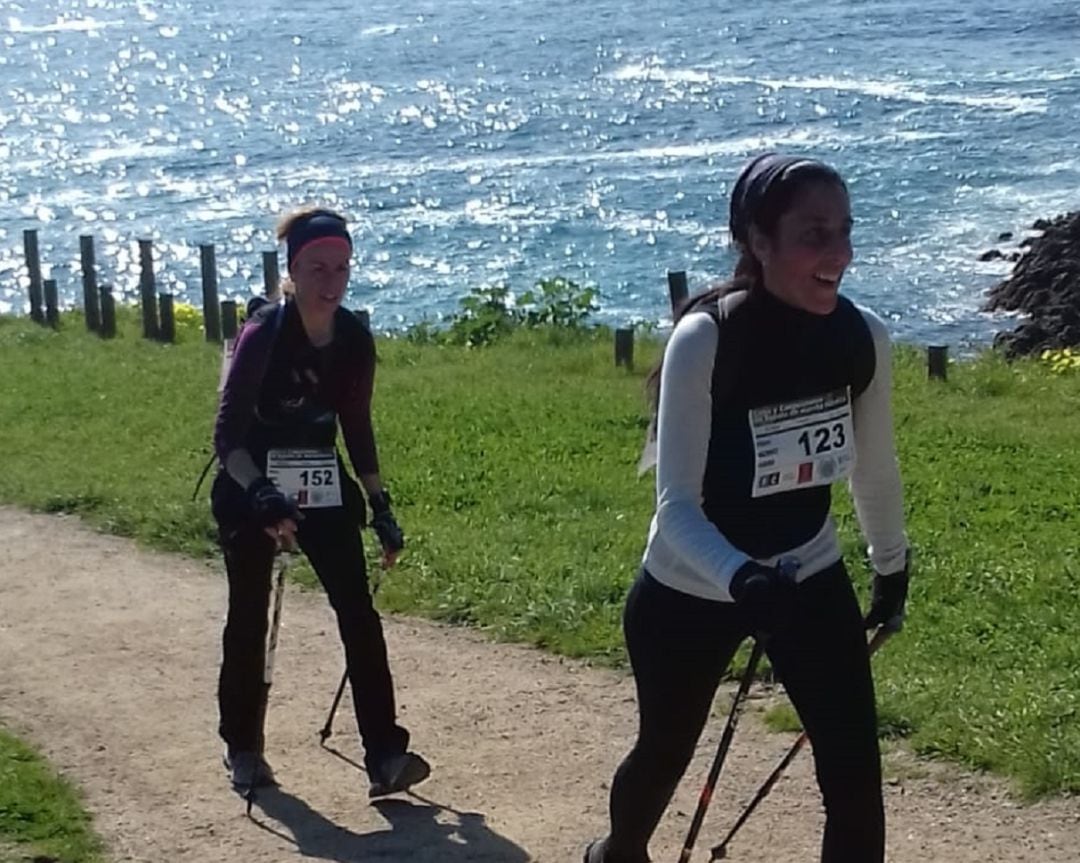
left=984, top=212, right=1080, bottom=357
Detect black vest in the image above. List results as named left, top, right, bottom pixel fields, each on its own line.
left=244, top=302, right=367, bottom=464
left=211, top=302, right=370, bottom=527
left=692, top=289, right=876, bottom=558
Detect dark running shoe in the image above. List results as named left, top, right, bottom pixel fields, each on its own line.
left=584, top=838, right=650, bottom=863
left=368, top=751, right=431, bottom=798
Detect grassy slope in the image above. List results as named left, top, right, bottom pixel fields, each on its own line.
left=0, top=729, right=104, bottom=863
left=1, top=313, right=1079, bottom=796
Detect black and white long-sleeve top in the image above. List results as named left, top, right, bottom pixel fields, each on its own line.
left=641, top=288, right=908, bottom=602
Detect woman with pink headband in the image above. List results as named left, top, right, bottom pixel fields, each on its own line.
left=210, top=207, right=430, bottom=799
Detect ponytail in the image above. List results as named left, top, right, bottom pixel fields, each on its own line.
left=645, top=248, right=761, bottom=413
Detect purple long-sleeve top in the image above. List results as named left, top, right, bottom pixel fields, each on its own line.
left=213, top=301, right=379, bottom=484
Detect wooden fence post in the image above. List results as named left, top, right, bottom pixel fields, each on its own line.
left=158, top=293, right=175, bottom=343
left=615, top=327, right=634, bottom=370
left=44, top=278, right=59, bottom=329
left=200, top=244, right=222, bottom=343
left=221, top=300, right=238, bottom=340
left=667, top=269, right=688, bottom=315
left=928, top=345, right=948, bottom=381
left=262, top=250, right=279, bottom=297
left=23, top=229, right=44, bottom=325
left=138, top=238, right=159, bottom=340
left=80, top=235, right=101, bottom=332
left=99, top=285, right=116, bottom=339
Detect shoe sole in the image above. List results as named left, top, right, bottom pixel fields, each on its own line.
left=230, top=775, right=278, bottom=790
left=368, top=757, right=431, bottom=798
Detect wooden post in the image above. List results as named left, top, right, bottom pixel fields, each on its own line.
left=199, top=244, right=222, bottom=343
left=356, top=309, right=371, bottom=330
left=99, top=285, right=116, bottom=339
left=667, top=269, right=688, bottom=314
left=262, top=250, right=279, bottom=297
left=158, top=293, right=175, bottom=343
left=615, top=327, right=634, bottom=370
left=928, top=345, right=948, bottom=381
left=44, top=278, right=59, bottom=329
left=23, top=229, right=44, bottom=324
left=138, top=238, right=159, bottom=340
left=221, top=300, right=238, bottom=340
left=80, top=235, right=101, bottom=332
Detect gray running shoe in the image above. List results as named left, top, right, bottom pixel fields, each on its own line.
left=224, top=750, right=277, bottom=790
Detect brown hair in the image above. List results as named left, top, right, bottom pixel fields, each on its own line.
left=270, top=205, right=349, bottom=300
left=645, top=160, right=846, bottom=409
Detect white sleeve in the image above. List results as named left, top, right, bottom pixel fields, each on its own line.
left=654, top=312, right=751, bottom=596
left=849, top=307, right=909, bottom=575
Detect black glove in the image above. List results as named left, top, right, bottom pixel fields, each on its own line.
left=369, top=490, right=404, bottom=554
left=729, top=561, right=798, bottom=638
left=863, top=570, right=909, bottom=632
left=246, top=477, right=300, bottom=527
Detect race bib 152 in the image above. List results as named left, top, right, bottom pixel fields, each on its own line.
left=266, top=448, right=342, bottom=509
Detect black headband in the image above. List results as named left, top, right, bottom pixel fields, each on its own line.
left=286, top=210, right=352, bottom=269
left=729, top=153, right=835, bottom=245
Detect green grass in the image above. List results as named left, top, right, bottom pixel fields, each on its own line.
left=763, top=703, right=803, bottom=735
left=3, top=311, right=1080, bottom=797
left=0, top=729, right=105, bottom=863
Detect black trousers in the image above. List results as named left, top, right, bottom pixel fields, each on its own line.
left=216, top=504, right=409, bottom=772
left=605, top=562, right=883, bottom=863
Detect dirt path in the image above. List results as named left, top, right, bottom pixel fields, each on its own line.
left=0, top=506, right=1077, bottom=862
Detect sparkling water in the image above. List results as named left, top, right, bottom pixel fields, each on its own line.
left=2, top=0, right=1078, bottom=344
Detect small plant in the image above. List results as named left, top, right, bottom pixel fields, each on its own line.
left=446, top=285, right=519, bottom=347
left=173, top=302, right=204, bottom=340
left=517, top=277, right=599, bottom=329
left=402, top=318, right=441, bottom=345
left=432, top=277, right=600, bottom=347
left=1040, top=347, right=1080, bottom=374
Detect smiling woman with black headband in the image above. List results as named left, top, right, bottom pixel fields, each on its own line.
left=210, top=206, right=430, bottom=800
left=584, top=154, right=910, bottom=863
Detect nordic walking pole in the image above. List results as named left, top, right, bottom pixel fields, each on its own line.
left=677, top=636, right=767, bottom=863
left=318, top=670, right=349, bottom=744
left=317, top=566, right=384, bottom=744
left=708, top=625, right=896, bottom=860
left=247, top=554, right=288, bottom=815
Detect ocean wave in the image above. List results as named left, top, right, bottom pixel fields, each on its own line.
left=602, top=213, right=716, bottom=242
left=1025, top=159, right=1080, bottom=177
left=709, top=73, right=1048, bottom=114
left=80, top=142, right=180, bottom=166
left=610, top=61, right=1047, bottom=114
left=611, top=61, right=712, bottom=85
left=360, top=24, right=407, bottom=37
left=294, top=126, right=859, bottom=186
left=6, top=16, right=119, bottom=33
left=988, top=67, right=1080, bottom=83
left=882, top=130, right=957, bottom=143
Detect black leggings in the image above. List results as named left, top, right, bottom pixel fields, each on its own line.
left=216, top=505, right=408, bottom=771
left=605, top=563, right=882, bottom=863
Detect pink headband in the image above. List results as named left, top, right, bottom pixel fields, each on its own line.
left=289, top=235, right=352, bottom=267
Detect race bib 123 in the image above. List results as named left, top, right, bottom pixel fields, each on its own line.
left=749, top=388, right=855, bottom=498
